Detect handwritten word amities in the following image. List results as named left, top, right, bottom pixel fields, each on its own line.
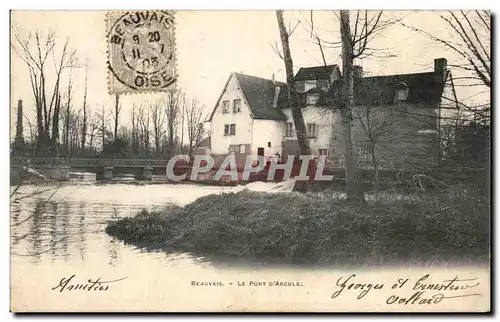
left=51, top=274, right=127, bottom=292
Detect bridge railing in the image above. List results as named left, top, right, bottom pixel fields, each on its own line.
left=12, top=157, right=169, bottom=168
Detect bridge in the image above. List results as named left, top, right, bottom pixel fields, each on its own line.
left=11, top=157, right=171, bottom=168
left=11, top=157, right=188, bottom=181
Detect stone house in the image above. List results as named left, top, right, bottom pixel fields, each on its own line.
left=207, top=58, right=458, bottom=169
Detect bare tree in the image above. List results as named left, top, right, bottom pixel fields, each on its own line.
left=135, top=104, right=151, bottom=156
left=87, top=111, right=100, bottom=155
left=150, top=99, right=167, bottom=154
left=275, top=10, right=310, bottom=156
left=62, top=70, right=73, bottom=155
left=113, top=94, right=121, bottom=140
left=304, top=10, right=397, bottom=203
left=24, top=114, right=37, bottom=156
left=80, top=65, right=88, bottom=150
left=183, top=96, right=206, bottom=158
left=402, top=11, right=490, bottom=119
left=337, top=10, right=365, bottom=203
left=130, top=105, right=139, bottom=154
left=96, top=105, right=112, bottom=152
left=352, top=98, right=396, bottom=197
left=13, top=30, right=79, bottom=155
left=165, top=90, right=183, bottom=158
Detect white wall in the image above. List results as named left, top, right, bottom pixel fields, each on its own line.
left=281, top=106, right=335, bottom=156
left=210, top=78, right=338, bottom=158
left=251, top=119, right=283, bottom=158
left=209, top=74, right=253, bottom=155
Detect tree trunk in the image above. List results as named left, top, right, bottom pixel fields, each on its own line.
left=340, top=10, right=365, bottom=204
left=35, top=98, right=44, bottom=156
left=63, top=107, right=70, bottom=155
left=51, top=93, right=61, bottom=157
left=167, top=125, right=174, bottom=159
left=101, top=105, right=105, bottom=152
left=180, top=104, right=185, bottom=155
left=114, top=94, right=120, bottom=140
left=276, top=10, right=310, bottom=156
left=81, top=71, right=88, bottom=150
left=370, top=143, right=379, bottom=200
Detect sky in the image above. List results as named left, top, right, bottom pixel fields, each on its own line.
left=10, top=10, right=490, bottom=138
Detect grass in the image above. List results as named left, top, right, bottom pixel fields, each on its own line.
left=105, top=186, right=490, bottom=266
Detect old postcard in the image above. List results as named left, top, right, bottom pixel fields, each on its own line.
left=10, top=10, right=491, bottom=312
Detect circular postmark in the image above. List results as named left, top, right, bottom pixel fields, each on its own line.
left=107, top=11, right=176, bottom=92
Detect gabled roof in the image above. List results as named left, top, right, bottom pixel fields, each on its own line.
left=208, top=65, right=450, bottom=121
left=208, top=73, right=288, bottom=121
left=294, top=65, right=339, bottom=81
left=314, top=71, right=449, bottom=107
left=234, top=73, right=288, bottom=120
left=354, top=72, right=448, bottom=106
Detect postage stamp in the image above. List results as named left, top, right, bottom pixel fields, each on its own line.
left=9, top=10, right=491, bottom=313
left=106, top=10, right=177, bottom=94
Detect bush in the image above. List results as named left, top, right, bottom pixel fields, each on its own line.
left=105, top=189, right=490, bottom=266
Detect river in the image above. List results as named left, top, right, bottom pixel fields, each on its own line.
left=10, top=182, right=490, bottom=312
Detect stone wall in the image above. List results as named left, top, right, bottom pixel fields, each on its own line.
left=329, top=103, right=439, bottom=170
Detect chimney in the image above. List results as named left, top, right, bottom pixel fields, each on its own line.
left=272, top=85, right=281, bottom=108
left=434, top=58, right=447, bottom=80
left=353, top=65, right=363, bottom=80
left=271, top=73, right=275, bottom=84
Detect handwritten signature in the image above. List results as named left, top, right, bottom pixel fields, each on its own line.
left=51, top=274, right=127, bottom=292
left=331, top=274, right=482, bottom=305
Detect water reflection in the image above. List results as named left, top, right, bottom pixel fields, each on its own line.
left=10, top=183, right=241, bottom=270
left=78, top=202, right=86, bottom=262
left=11, top=195, right=130, bottom=266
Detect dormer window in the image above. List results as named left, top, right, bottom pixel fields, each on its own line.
left=395, top=82, right=409, bottom=102
left=306, top=93, right=320, bottom=105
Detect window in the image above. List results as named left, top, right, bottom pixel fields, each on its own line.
left=306, top=93, right=320, bottom=105
left=229, top=144, right=245, bottom=153
left=224, top=124, right=236, bottom=136
left=285, top=122, right=294, bottom=137
left=318, top=149, right=328, bottom=156
left=295, top=81, right=305, bottom=93
left=395, top=82, right=409, bottom=102
left=396, top=89, right=409, bottom=101
left=358, top=144, right=370, bottom=161
left=304, top=80, right=317, bottom=91
left=233, top=99, right=241, bottom=113
left=307, top=123, right=318, bottom=138
left=222, top=100, right=229, bottom=113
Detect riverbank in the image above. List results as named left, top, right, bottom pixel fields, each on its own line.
left=105, top=187, right=490, bottom=266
